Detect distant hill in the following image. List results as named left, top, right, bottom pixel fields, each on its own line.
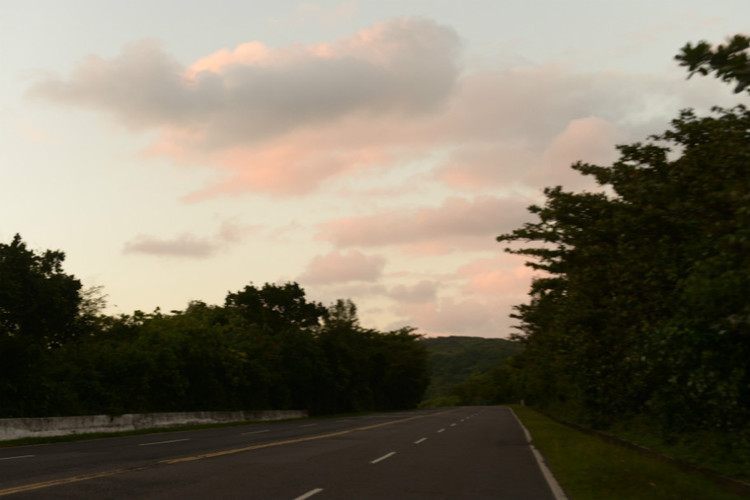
left=420, top=336, right=523, bottom=402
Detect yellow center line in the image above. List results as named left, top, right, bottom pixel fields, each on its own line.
left=0, top=410, right=454, bottom=497
left=0, top=467, right=148, bottom=497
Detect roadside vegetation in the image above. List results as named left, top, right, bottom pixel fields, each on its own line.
left=2, top=32, right=748, bottom=497
left=419, top=336, right=522, bottom=407
left=512, top=405, right=749, bottom=500
left=489, top=34, right=750, bottom=485
left=0, top=245, right=429, bottom=418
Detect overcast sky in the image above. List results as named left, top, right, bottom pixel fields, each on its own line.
left=2, top=0, right=748, bottom=338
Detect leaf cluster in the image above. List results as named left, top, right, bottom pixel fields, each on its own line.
left=676, top=34, right=750, bottom=94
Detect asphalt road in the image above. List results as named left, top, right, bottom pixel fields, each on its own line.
left=0, top=406, right=560, bottom=499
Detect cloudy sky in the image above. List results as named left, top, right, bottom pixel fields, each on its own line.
left=2, top=1, right=748, bottom=338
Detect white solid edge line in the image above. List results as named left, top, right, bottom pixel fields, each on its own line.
left=138, top=438, right=190, bottom=447
left=241, top=429, right=270, bottom=435
left=294, top=487, right=324, bottom=500
left=370, top=451, right=396, bottom=464
left=508, top=408, right=569, bottom=500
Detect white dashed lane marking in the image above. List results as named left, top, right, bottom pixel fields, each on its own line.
left=370, top=452, right=396, bottom=464
left=294, top=487, right=324, bottom=500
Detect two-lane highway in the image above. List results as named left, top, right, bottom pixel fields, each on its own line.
left=0, top=407, right=562, bottom=499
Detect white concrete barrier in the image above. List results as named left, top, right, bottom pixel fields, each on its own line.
left=0, top=410, right=307, bottom=441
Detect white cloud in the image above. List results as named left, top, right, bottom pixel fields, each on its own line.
left=122, top=221, right=257, bottom=258
left=28, top=18, right=721, bottom=200
left=397, top=297, right=517, bottom=338
left=123, top=233, right=218, bottom=258
left=389, top=280, right=438, bottom=304
left=31, top=18, right=461, bottom=147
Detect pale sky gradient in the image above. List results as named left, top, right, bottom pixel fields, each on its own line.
left=2, top=0, right=748, bottom=338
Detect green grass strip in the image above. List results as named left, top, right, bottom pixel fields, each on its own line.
left=510, top=405, right=749, bottom=500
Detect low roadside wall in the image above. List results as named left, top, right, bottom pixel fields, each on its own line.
left=0, top=410, right=307, bottom=441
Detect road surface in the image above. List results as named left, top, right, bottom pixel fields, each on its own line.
left=0, top=406, right=561, bottom=499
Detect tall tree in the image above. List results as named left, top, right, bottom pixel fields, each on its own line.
left=498, top=105, right=750, bottom=429
left=0, top=234, right=82, bottom=347
left=0, top=234, right=82, bottom=416
left=225, top=282, right=327, bottom=334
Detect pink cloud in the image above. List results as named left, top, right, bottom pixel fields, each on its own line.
left=179, top=138, right=393, bottom=198
left=381, top=254, right=538, bottom=336
left=435, top=112, right=622, bottom=192
left=461, top=261, right=537, bottom=296
left=29, top=19, right=717, bottom=199
left=435, top=115, right=620, bottom=191
left=299, top=249, right=386, bottom=284
left=297, top=252, right=538, bottom=337
left=186, top=41, right=270, bottom=78
left=435, top=142, right=538, bottom=189
left=544, top=116, right=619, bottom=162
left=396, top=297, right=517, bottom=338
left=532, top=116, right=621, bottom=188
left=429, top=64, right=697, bottom=192
left=317, top=195, right=531, bottom=252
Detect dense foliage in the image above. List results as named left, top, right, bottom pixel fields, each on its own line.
left=0, top=238, right=429, bottom=417
left=420, top=336, right=523, bottom=405
left=676, top=34, right=750, bottom=94
left=497, top=36, right=750, bottom=449
left=0, top=235, right=83, bottom=415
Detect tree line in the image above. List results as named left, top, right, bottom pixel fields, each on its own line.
left=0, top=235, right=429, bottom=418
left=494, top=35, right=750, bottom=453
left=419, top=336, right=522, bottom=407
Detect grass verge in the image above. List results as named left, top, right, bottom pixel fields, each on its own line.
left=510, top=405, right=749, bottom=500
